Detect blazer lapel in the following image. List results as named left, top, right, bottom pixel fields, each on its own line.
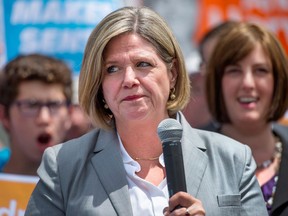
left=90, top=129, right=133, bottom=216
left=179, top=113, right=208, bottom=197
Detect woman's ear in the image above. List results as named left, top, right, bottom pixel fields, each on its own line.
left=169, top=59, right=178, bottom=87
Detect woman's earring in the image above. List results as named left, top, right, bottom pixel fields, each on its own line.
left=103, top=99, right=109, bottom=109
left=169, top=87, right=176, bottom=100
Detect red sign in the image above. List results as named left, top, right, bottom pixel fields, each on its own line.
left=194, top=0, right=288, bottom=54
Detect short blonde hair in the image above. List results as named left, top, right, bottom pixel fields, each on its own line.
left=206, top=22, right=288, bottom=123
left=79, top=6, right=190, bottom=129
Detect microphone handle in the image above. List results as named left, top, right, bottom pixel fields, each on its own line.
left=162, top=140, right=187, bottom=197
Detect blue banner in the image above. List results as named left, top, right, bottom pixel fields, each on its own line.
left=2, top=0, right=123, bottom=74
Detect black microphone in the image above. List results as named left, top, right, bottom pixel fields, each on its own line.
left=157, top=118, right=187, bottom=197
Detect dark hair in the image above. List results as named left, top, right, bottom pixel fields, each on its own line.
left=198, top=21, right=238, bottom=63
left=206, top=22, right=288, bottom=123
left=0, top=54, right=72, bottom=115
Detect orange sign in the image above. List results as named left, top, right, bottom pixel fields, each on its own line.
left=0, top=173, right=38, bottom=216
left=195, top=0, right=288, bottom=54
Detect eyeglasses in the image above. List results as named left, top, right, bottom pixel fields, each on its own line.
left=13, top=99, right=69, bottom=117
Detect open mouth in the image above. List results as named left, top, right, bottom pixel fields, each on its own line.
left=37, top=133, right=52, bottom=145
left=238, top=97, right=258, bottom=104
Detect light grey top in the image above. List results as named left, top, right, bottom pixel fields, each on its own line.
left=25, top=112, right=268, bottom=216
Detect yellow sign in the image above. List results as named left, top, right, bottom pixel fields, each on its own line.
left=0, top=173, right=38, bottom=216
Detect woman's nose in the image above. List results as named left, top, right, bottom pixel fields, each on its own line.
left=122, top=67, right=140, bottom=88
left=242, top=71, right=255, bottom=89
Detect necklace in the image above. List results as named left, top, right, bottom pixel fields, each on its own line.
left=265, top=175, right=279, bottom=212
left=259, top=138, right=283, bottom=211
left=134, top=156, right=159, bottom=161
left=256, top=140, right=282, bottom=170
left=257, top=159, right=273, bottom=170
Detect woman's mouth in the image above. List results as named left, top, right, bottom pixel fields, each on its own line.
left=238, top=97, right=258, bottom=104
left=124, top=95, right=143, bottom=101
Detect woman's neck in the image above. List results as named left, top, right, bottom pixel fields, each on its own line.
left=116, top=120, right=163, bottom=160
left=116, top=120, right=166, bottom=186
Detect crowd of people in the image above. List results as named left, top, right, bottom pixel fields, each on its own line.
left=0, top=5, right=287, bottom=216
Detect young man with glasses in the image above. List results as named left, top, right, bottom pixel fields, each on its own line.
left=0, top=54, right=72, bottom=175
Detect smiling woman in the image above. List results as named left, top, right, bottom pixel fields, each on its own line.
left=205, top=21, right=288, bottom=215
left=221, top=42, right=274, bottom=125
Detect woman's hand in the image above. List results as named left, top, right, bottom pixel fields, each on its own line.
left=163, top=192, right=205, bottom=216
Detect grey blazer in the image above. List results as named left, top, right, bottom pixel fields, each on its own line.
left=25, top=113, right=267, bottom=216
left=202, top=122, right=288, bottom=215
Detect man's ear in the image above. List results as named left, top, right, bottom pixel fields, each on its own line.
left=64, top=104, right=73, bottom=131
left=0, top=104, right=5, bottom=123
left=0, top=104, right=9, bottom=131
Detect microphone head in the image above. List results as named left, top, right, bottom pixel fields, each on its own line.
left=157, top=118, right=183, bottom=143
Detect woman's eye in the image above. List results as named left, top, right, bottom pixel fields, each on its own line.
left=224, top=67, right=240, bottom=74
left=137, top=62, right=151, bottom=67
left=107, top=66, right=118, bottom=73
left=255, top=68, right=269, bottom=74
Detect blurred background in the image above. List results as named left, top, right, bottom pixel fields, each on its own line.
left=1, top=0, right=288, bottom=145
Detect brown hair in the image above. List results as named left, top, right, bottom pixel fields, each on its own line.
left=0, top=54, right=72, bottom=115
left=206, top=22, right=288, bottom=123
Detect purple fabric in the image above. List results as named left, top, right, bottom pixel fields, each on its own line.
left=261, top=175, right=276, bottom=215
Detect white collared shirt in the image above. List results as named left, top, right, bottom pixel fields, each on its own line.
left=118, top=134, right=169, bottom=216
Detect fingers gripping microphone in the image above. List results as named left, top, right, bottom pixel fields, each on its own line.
left=157, top=118, right=187, bottom=197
